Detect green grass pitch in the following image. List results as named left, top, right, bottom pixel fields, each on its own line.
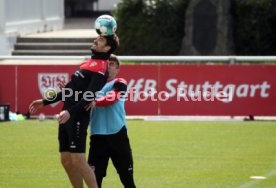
left=1, top=120, right=276, bottom=188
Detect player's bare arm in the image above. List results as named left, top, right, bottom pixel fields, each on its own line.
left=29, top=99, right=44, bottom=113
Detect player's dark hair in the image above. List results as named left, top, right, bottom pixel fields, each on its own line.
left=110, top=54, right=120, bottom=68
left=104, top=34, right=120, bottom=54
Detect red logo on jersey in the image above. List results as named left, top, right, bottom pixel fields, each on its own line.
left=80, top=59, right=108, bottom=75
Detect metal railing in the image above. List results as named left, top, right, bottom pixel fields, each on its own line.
left=1, top=56, right=276, bottom=64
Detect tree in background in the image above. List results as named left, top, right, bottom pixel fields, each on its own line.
left=114, top=0, right=189, bottom=55
left=232, top=0, right=276, bottom=55
left=114, top=0, right=276, bottom=55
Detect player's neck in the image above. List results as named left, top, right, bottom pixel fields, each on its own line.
left=91, top=50, right=110, bottom=60
left=107, top=76, right=116, bottom=82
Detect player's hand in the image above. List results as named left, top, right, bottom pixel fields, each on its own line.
left=85, top=100, right=96, bottom=111
left=58, top=110, right=70, bottom=124
left=29, top=99, right=44, bottom=114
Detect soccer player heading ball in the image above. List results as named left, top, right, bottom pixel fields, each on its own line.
left=95, top=15, right=117, bottom=36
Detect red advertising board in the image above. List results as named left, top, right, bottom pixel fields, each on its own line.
left=0, top=64, right=275, bottom=116
left=158, top=65, right=276, bottom=115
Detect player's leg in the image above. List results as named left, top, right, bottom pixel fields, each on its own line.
left=61, top=152, right=83, bottom=188
left=88, top=135, right=110, bottom=188
left=110, top=127, right=136, bottom=188
left=69, top=115, right=98, bottom=188
left=71, top=153, right=97, bottom=188
left=59, top=123, right=83, bottom=188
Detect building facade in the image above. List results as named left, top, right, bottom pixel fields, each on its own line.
left=0, top=0, right=64, bottom=55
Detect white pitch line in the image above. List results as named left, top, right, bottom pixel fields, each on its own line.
left=238, top=170, right=276, bottom=188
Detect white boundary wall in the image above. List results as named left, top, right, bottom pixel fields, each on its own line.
left=0, top=0, right=64, bottom=55
left=94, top=0, right=121, bottom=11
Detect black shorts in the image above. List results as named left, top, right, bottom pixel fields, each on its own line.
left=58, top=112, right=90, bottom=153
left=88, top=126, right=134, bottom=177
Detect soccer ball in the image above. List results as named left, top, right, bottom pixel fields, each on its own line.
left=38, top=113, right=45, bottom=121
left=95, top=15, right=117, bottom=36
